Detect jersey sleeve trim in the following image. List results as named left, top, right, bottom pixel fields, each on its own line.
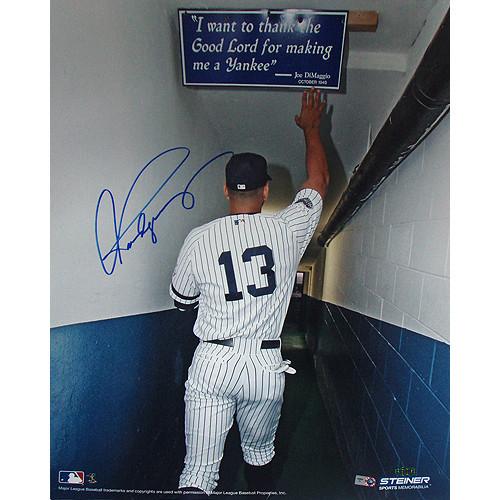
left=174, top=299, right=199, bottom=311
left=171, top=283, right=200, bottom=301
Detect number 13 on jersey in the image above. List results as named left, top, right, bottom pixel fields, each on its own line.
left=218, top=245, right=276, bottom=301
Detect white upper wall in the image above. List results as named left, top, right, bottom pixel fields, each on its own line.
left=51, top=0, right=230, bottom=327
left=51, top=0, right=448, bottom=327
left=309, top=0, right=450, bottom=343
left=320, top=114, right=450, bottom=343
left=306, top=0, right=448, bottom=261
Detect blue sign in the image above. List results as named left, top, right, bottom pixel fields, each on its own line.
left=178, top=9, right=348, bottom=90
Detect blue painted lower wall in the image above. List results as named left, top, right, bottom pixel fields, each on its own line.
left=51, top=300, right=450, bottom=499
left=50, top=308, right=199, bottom=498
left=304, top=297, right=450, bottom=499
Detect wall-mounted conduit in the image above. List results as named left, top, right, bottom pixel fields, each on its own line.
left=318, top=10, right=450, bottom=247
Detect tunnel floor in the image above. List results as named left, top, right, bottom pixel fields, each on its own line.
left=217, top=322, right=356, bottom=500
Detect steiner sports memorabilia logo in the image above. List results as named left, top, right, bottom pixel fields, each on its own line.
left=58, top=471, right=85, bottom=484
left=354, top=474, right=376, bottom=487
left=379, top=476, right=431, bottom=491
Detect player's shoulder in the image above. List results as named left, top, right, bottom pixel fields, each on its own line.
left=184, top=216, right=227, bottom=241
left=273, top=187, right=323, bottom=219
left=184, top=221, right=211, bottom=241
left=291, top=187, right=323, bottom=206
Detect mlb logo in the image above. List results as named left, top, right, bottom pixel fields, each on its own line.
left=59, top=471, right=84, bottom=484
left=354, top=474, right=376, bottom=488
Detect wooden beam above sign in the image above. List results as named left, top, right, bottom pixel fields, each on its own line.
left=348, top=11, right=379, bottom=32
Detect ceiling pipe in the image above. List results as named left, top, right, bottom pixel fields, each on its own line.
left=318, top=10, right=450, bottom=247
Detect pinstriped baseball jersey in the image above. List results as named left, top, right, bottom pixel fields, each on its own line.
left=170, top=188, right=322, bottom=340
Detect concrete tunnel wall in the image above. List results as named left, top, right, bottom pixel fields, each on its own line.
left=51, top=1, right=450, bottom=499
left=305, top=115, right=450, bottom=500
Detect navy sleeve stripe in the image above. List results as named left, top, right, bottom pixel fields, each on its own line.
left=174, top=299, right=199, bottom=310
left=171, top=284, right=200, bottom=301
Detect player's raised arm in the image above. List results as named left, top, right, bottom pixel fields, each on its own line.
left=294, top=88, right=330, bottom=199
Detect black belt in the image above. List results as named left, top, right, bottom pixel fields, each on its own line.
left=205, top=338, right=281, bottom=349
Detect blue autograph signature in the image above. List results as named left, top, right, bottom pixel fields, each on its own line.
left=95, top=147, right=233, bottom=275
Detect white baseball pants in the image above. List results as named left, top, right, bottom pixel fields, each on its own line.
left=179, top=338, right=292, bottom=494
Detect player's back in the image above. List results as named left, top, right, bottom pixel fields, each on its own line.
left=170, top=188, right=323, bottom=341
left=192, top=212, right=299, bottom=340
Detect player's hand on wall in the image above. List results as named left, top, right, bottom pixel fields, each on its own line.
left=294, top=88, right=326, bottom=133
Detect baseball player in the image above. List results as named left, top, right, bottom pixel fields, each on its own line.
left=170, top=88, right=330, bottom=495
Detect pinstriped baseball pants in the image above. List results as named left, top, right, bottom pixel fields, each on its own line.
left=178, top=338, right=287, bottom=494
